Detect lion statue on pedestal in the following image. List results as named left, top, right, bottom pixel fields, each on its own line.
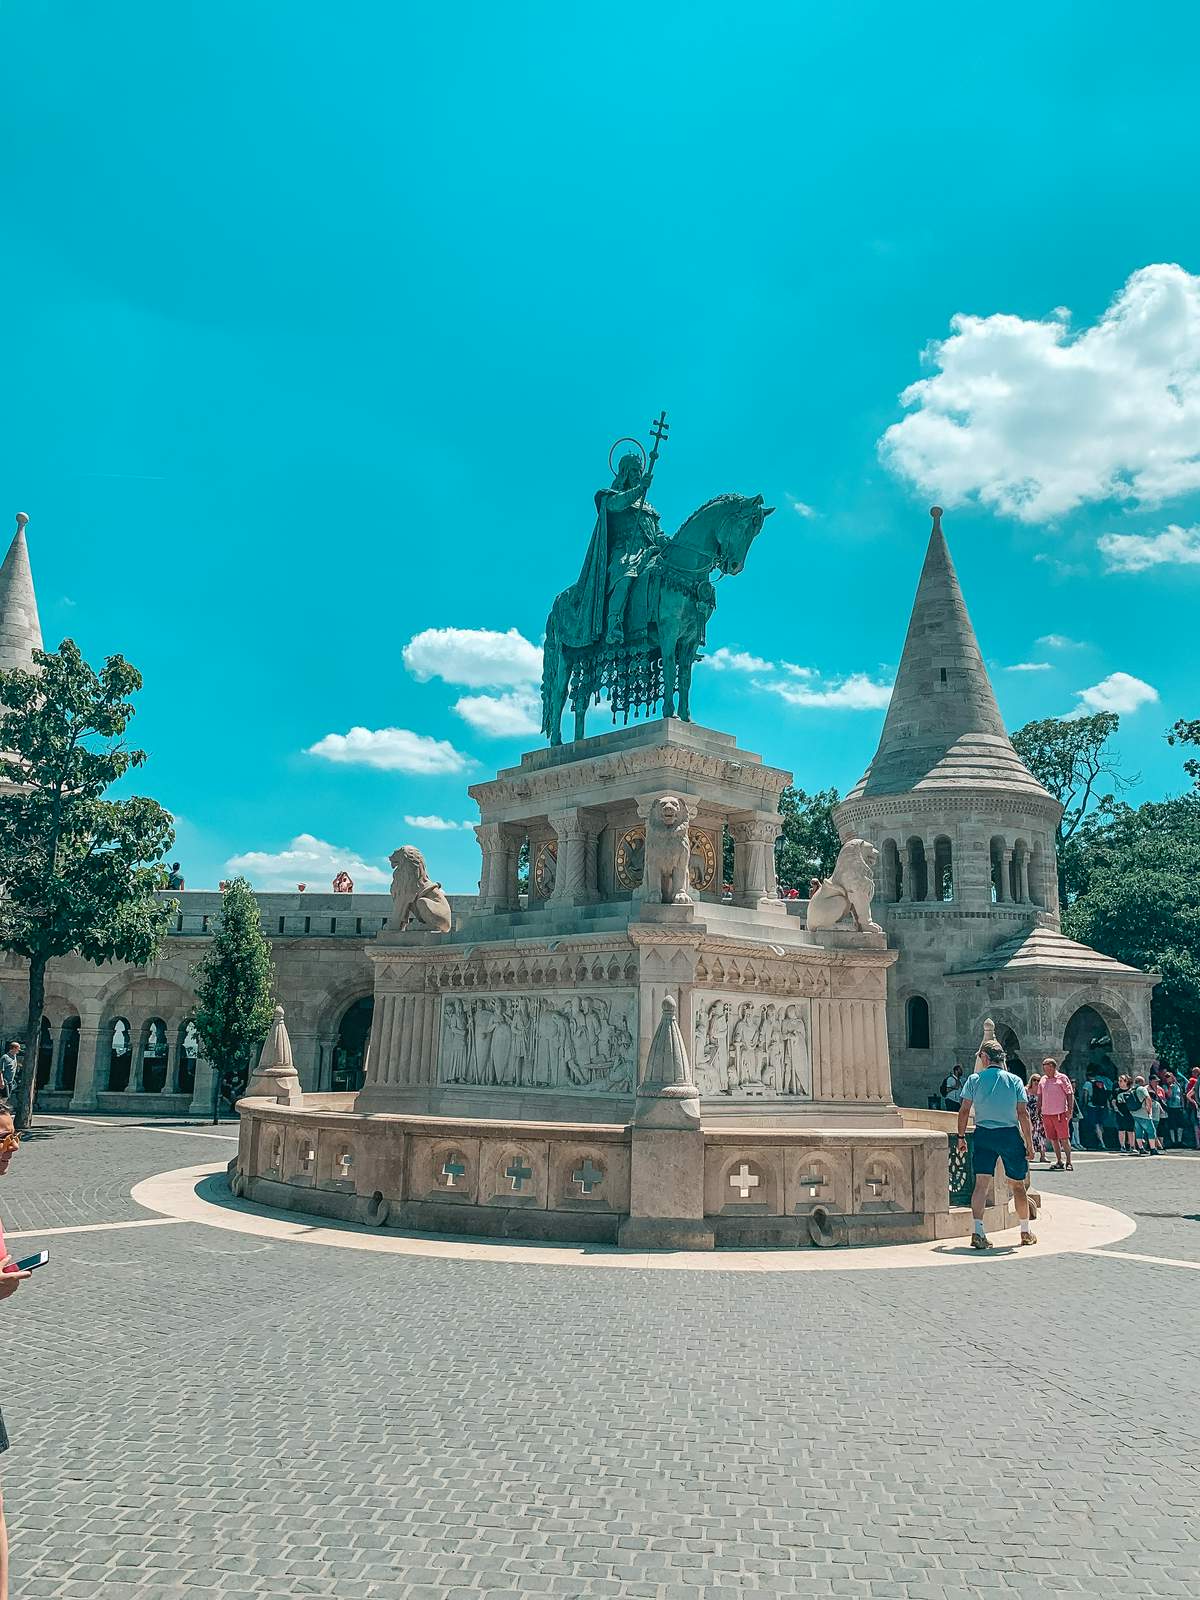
left=805, top=839, right=881, bottom=933
left=640, top=796, right=694, bottom=905
left=389, top=846, right=453, bottom=934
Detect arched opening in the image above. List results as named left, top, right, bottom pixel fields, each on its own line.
left=34, top=1016, right=54, bottom=1091
left=1062, top=1005, right=1126, bottom=1081
left=996, top=1024, right=1028, bottom=1082
left=881, top=839, right=901, bottom=903
left=934, top=836, right=954, bottom=902
left=139, top=1018, right=170, bottom=1094
left=1009, top=844, right=1023, bottom=903
left=906, top=837, right=928, bottom=903
left=989, top=836, right=1006, bottom=904
left=1028, top=843, right=1045, bottom=908
left=905, top=995, right=931, bottom=1050
left=107, top=1018, right=133, bottom=1091
left=176, top=1020, right=199, bottom=1096
left=56, top=1016, right=81, bottom=1092
left=332, top=997, right=374, bottom=1092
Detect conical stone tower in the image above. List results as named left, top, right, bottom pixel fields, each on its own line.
left=0, top=513, right=43, bottom=672
left=836, top=509, right=1153, bottom=1100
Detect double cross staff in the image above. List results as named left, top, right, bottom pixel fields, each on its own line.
left=647, top=408, right=669, bottom=468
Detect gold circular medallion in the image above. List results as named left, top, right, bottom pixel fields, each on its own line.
left=614, top=826, right=645, bottom=888
left=689, top=828, right=717, bottom=891
left=532, top=840, right=557, bottom=898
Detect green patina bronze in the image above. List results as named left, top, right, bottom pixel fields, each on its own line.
left=541, top=414, right=773, bottom=745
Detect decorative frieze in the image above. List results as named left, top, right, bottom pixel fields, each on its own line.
left=438, top=989, right=636, bottom=1094
left=692, top=993, right=813, bottom=1098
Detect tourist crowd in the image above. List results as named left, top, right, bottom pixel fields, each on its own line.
left=936, top=1059, right=1200, bottom=1158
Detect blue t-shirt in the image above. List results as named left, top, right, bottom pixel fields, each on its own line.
left=961, top=1067, right=1028, bottom=1128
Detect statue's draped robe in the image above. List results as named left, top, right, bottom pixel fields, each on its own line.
left=560, top=485, right=664, bottom=650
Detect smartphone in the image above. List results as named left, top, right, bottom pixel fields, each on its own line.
left=11, top=1250, right=49, bottom=1273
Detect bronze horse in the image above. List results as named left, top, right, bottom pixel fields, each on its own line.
left=540, top=492, right=773, bottom=746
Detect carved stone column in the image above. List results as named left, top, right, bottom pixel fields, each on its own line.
left=475, top=822, right=519, bottom=911
left=547, top=808, right=589, bottom=907
left=1016, top=851, right=1030, bottom=904
left=1001, top=848, right=1015, bottom=904
left=67, top=1020, right=102, bottom=1113
left=729, top=814, right=783, bottom=907
left=993, top=848, right=1007, bottom=903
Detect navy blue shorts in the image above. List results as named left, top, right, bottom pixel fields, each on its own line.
left=972, top=1126, right=1029, bottom=1182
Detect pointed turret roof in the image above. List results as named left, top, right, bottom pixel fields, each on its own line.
left=0, top=513, right=43, bottom=672
left=845, top=509, right=1053, bottom=803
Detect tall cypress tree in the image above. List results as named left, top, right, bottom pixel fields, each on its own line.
left=192, top=877, right=275, bottom=1120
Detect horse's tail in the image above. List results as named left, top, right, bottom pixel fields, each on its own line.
left=540, top=603, right=559, bottom=739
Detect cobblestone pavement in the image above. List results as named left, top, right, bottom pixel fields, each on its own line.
left=2, top=1119, right=1198, bottom=1599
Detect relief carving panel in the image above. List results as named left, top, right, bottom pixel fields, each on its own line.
left=692, top=991, right=813, bottom=1099
left=439, top=990, right=636, bottom=1094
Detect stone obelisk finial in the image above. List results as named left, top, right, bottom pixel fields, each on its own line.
left=633, top=995, right=701, bottom=1127
left=929, top=505, right=943, bottom=534
left=0, top=511, right=43, bottom=672
left=242, top=1004, right=303, bottom=1106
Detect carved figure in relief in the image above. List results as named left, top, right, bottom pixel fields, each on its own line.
left=389, top=846, right=453, bottom=934
left=439, top=993, right=635, bottom=1094
left=642, top=795, right=693, bottom=904
left=694, top=996, right=812, bottom=1097
left=805, top=839, right=881, bottom=933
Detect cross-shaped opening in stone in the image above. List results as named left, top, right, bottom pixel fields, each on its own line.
left=798, top=1171, right=828, bottom=1199
left=300, top=1145, right=315, bottom=1171
left=729, top=1161, right=760, bottom=1200
left=572, top=1157, right=604, bottom=1195
left=866, top=1168, right=890, bottom=1198
left=441, top=1153, right=467, bottom=1188
left=336, top=1150, right=353, bottom=1182
left=505, top=1156, right=534, bottom=1192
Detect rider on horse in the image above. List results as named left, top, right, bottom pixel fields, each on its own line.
left=560, top=453, right=667, bottom=650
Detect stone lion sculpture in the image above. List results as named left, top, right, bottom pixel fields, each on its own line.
left=640, top=796, right=694, bottom=905
left=805, top=839, right=881, bottom=933
left=389, top=845, right=453, bottom=934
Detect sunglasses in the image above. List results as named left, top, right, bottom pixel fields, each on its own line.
left=0, top=1131, right=20, bottom=1154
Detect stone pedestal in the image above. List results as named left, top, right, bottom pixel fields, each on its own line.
left=619, top=1128, right=712, bottom=1250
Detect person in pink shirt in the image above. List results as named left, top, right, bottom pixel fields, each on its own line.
left=1036, top=1057, right=1075, bottom=1171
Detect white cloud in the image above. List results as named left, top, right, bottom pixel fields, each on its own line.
left=758, top=672, right=894, bottom=711
left=402, top=626, right=542, bottom=688
left=704, top=646, right=774, bottom=673
left=225, top=833, right=390, bottom=891
left=452, top=686, right=541, bottom=738
left=1098, top=523, right=1200, bottom=573
left=403, top=814, right=475, bottom=831
left=780, top=662, right=817, bottom=679
left=786, top=494, right=818, bottom=518
left=1003, top=661, right=1053, bottom=673
left=1067, top=671, right=1160, bottom=718
left=880, top=263, right=1200, bottom=522
left=1037, top=634, right=1086, bottom=650
left=306, top=726, right=471, bottom=774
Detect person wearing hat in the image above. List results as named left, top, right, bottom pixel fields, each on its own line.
left=956, top=1040, right=1039, bottom=1251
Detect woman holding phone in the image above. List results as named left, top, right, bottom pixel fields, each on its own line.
left=0, top=1099, right=33, bottom=1600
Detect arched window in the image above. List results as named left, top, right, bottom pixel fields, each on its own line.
left=57, top=1016, right=81, bottom=1093
left=905, top=995, right=931, bottom=1050
left=989, top=836, right=1006, bottom=904
left=934, top=836, right=954, bottom=902
left=906, top=837, right=928, bottom=903
left=177, top=1020, right=199, bottom=1096
left=107, top=1018, right=132, bottom=1091
left=140, top=1018, right=170, bottom=1094
left=881, top=839, right=901, bottom=903
left=35, top=1017, right=54, bottom=1091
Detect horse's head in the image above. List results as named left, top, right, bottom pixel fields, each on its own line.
left=716, top=492, right=773, bottom=576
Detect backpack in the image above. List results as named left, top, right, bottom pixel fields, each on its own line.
left=1089, top=1078, right=1111, bottom=1110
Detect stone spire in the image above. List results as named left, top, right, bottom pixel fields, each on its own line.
left=846, top=508, right=1052, bottom=802
left=0, top=513, right=43, bottom=672
left=243, top=1005, right=303, bottom=1106
left=633, top=995, right=701, bottom=1127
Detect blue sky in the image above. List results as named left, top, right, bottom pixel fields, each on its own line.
left=1, top=2, right=1198, bottom=893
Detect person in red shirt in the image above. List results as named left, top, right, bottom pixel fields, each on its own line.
left=1036, top=1056, right=1075, bottom=1172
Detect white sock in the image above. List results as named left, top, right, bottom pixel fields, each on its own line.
left=973, top=1218, right=985, bottom=1236
left=1021, top=1223, right=1034, bottom=1235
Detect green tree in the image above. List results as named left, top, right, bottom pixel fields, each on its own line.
left=1167, top=717, right=1200, bottom=789
left=775, top=785, right=842, bottom=892
left=192, top=877, right=275, bottom=1120
left=1062, top=794, right=1200, bottom=1066
left=0, top=642, right=175, bottom=1127
left=1011, top=711, right=1133, bottom=902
